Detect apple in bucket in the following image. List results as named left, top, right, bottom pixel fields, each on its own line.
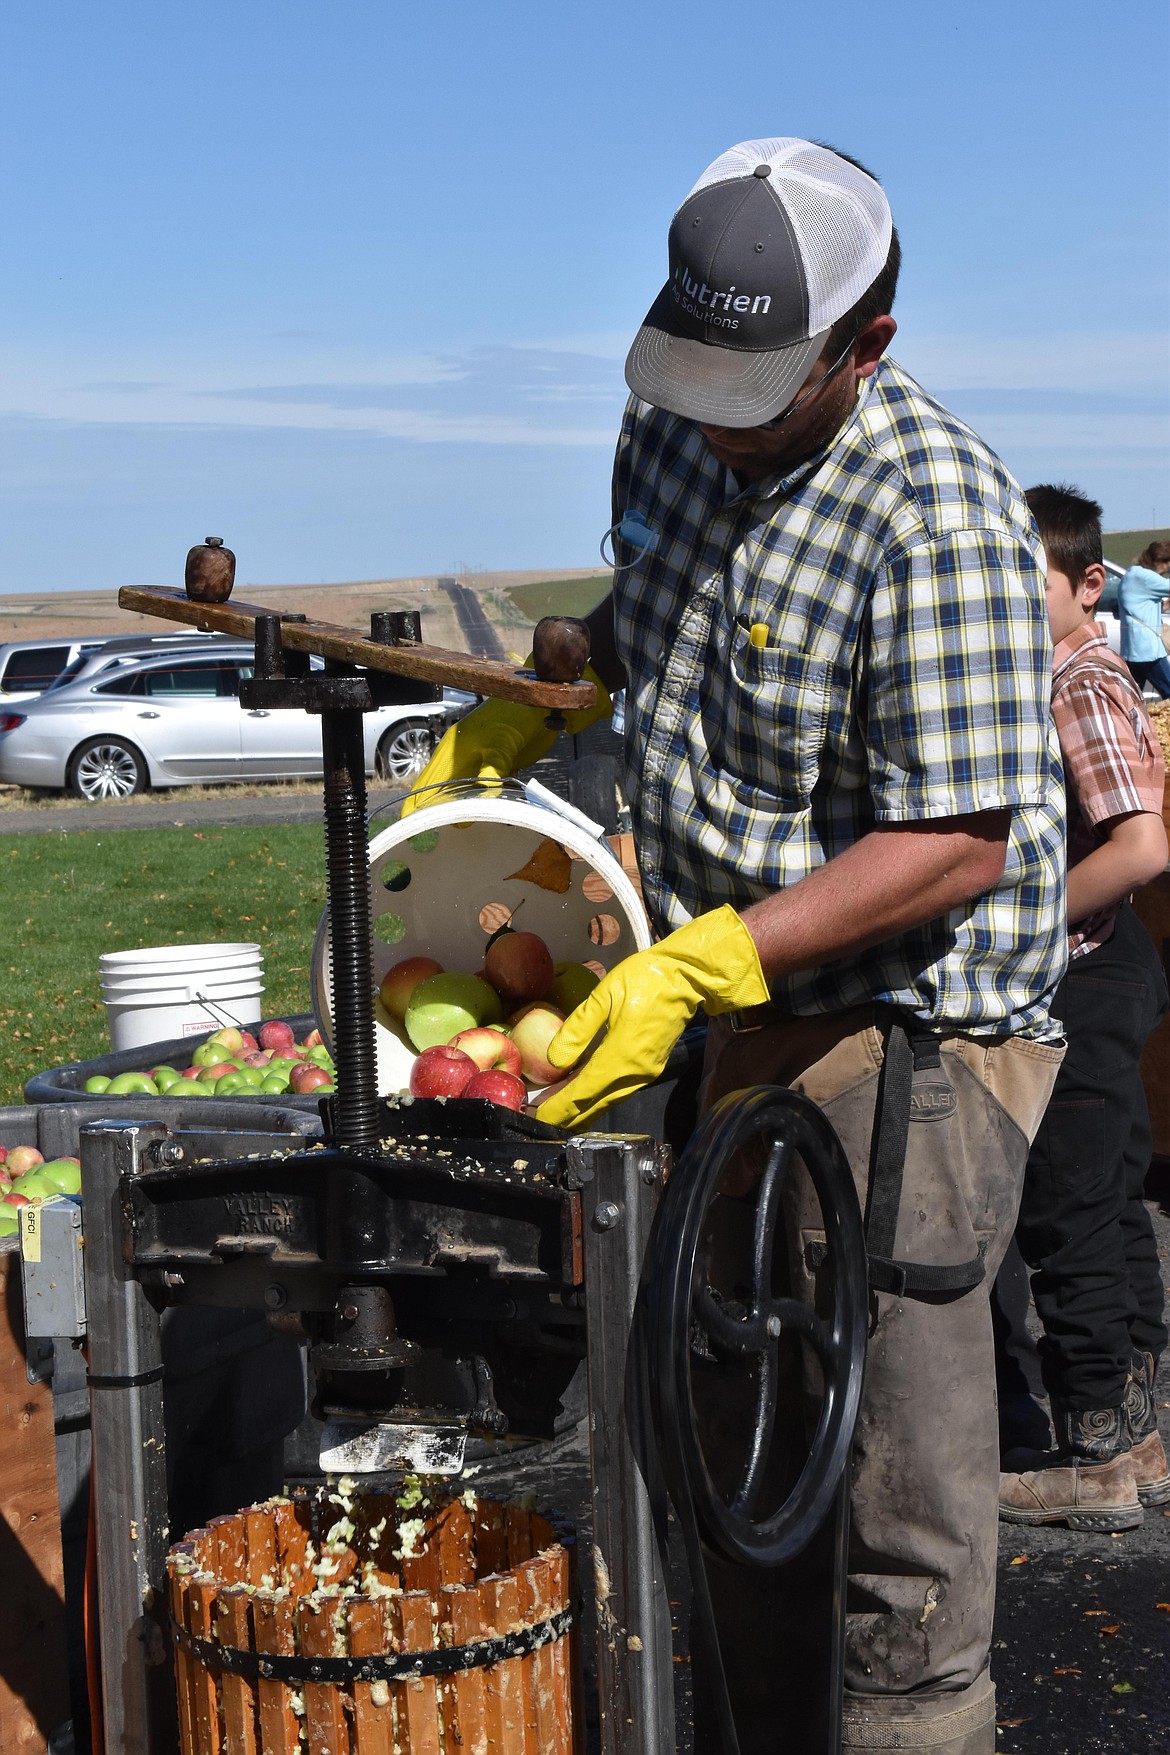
left=507, top=1003, right=567, bottom=1086
left=483, top=929, right=554, bottom=1008
left=450, top=1026, right=523, bottom=1079
left=408, top=1044, right=477, bottom=1100
left=464, top=1069, right=527, bottom=1111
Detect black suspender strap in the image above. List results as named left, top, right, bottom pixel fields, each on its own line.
left=864, top=1014, right=985, bottom=1299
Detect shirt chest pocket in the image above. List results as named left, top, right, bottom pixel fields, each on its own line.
left=708, top=632, right=833, bottom=807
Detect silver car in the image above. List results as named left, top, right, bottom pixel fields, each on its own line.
left=0, top=648, right=467, bottom=799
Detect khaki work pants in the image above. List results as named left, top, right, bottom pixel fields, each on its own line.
left=697, top=1007, right=1063, bottom=1755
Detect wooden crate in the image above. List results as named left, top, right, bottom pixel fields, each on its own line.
left=0, top=1241, right=70, bottom=1751
left=167, top=1490, right=575, bottom=1755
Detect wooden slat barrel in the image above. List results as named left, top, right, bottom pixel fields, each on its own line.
left=166, top=1490, right=575, bottom=1755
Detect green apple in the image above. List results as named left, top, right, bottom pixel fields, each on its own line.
left=166, top=1078, right=205, bottom=1096
left=405, top=973, right=504, bottom=1051
left=84, top=1075, right=112, bottom=1094
left=106, top=1072, right=160, bottom=1095
left=261, top=1072, right=293, bottom=1094
left=232, top=1065, right=264, bottom=1088
left=214, top=1073, right=250, bottom=1096
left=552, top=961, right=601, bottom=1015
left=39, top=1160, right=82, bottom=1196
left=151, top=1066, right=182, bottom=1091
left=0, top=1210, right=18, bottom=1237
left=205, top=1026, right=245, bottom=1056
left=192, top=1041, right=228, bottom=1068
left=10, top=1172, right=56, bottom=1201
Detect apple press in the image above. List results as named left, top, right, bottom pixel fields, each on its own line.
left=63, top=577, right=867, bottom=1755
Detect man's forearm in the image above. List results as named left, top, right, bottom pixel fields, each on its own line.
left=740, top=810, right=1012, bottom=981
left=584, top=595, right=625, bottom=695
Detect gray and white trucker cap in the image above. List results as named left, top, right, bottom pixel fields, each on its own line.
left=624, top=138, right=892, bottom=427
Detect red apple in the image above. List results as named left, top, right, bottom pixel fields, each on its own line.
left=244, top=1051, right=273, bottom=1067
left=463, top=1069, right=527, bottom=1111
left=0, top=1145, right=8, bottom=1165
left=290, top=1063, right=334, bottom=1095
left=200, top=1061, right=239, bottom=1082
left=6, top=1146, right=44, bottom=1178
left=269, top=1046, right=302, bottom=1062
left=379, top=956, right=444, bottom=1024
left=408, top=1044, right=477, bottom=1099
left=302, top=1028, right=323, bottom=1049
left=508, top=1003, right=568, bottom=1085
left=259, top=1019, right=296, bottom=1052
left=484, top=931, right=555, bottom=1008
left=3, top=1191, right=32, bottom=1208
left=182, top=1065, right=202, bottom=1079
left=239, top=1031, right=259, bottom=1053
left=450, top=1026, right=523, bottom=1078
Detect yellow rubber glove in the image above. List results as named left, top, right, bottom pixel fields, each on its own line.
left=536, top=905, right=770, bottom=1130
left=399, top=663, right=613, bottom=817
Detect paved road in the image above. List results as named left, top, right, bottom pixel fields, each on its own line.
left=437, top=575, right=508, bottom=661
left=0, top=785, right=422, bottom=836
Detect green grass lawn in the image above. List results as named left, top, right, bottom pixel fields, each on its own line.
left=1, top=823, right=327, bottom=1103
left=1103, top=528, right=1170, bottom=568
left=504, top=574, right=613, bottom=622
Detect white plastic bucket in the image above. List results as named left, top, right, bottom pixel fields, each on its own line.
left=98, top=942, right=265, bottom=1051
left=99, top=942, right=261, bottom=975
left=311, top=780, right=651, bottom=1098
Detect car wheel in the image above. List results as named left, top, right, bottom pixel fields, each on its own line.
left=377, top=718, right=436, bottom=785
left=68, top=737, right=148, bottom=801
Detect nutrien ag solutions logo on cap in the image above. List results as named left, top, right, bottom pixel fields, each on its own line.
left=670, top=262, right=772, bottom=332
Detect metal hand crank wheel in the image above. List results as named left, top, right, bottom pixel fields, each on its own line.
left=646, top=1084, right=868, bottom=1570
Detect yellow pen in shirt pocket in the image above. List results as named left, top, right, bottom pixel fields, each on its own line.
left=749, top=622, right=769, bottom=648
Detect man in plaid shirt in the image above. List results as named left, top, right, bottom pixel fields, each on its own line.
left=414, top=141, right=1067, bottom=1753
left=999, top=485, right=1169, bottom=1532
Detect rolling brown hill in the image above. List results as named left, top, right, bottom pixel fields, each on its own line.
left=0, top=569, right=607, bottom=656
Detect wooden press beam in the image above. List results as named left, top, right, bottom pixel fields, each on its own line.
left=117, top=586, right=597, bottom=712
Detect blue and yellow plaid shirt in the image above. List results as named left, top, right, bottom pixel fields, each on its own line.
left=611, top=357, right=1067, bottom=1038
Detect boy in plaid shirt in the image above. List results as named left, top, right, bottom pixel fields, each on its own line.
left=1000, top=484, right=1170, bottom=1528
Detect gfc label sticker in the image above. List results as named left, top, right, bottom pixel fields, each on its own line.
left=20, top=1204, right=41, bottom=1263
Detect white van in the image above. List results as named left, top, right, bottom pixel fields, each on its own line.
left=0, top=636, right=109, bottom=704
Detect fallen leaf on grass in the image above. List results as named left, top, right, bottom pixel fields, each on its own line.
left=1112, top=1682, right=1135, bottom=1694
left=1100, top=1624, right=1120, bottom=1635
left=1009, top=1554, right=1028, bottom=1565
left=996, top=1718, right=1028, bottom=1728
left=1156, top=1604, right=1170, bottom=1612
left=1083, top=1609, right=1110, bottom=1616
left=1053, top=1667, right=1082, bottom=1675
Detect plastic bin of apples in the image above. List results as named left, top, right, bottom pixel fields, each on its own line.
left=77, top=1019, right=337, bottom=1104
left=381, top=917, right=599, bottom=1111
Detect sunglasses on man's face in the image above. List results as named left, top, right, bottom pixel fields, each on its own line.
left=755, top=328, right=861, bottom=431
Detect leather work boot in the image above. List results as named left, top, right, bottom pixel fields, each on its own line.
left=1125, top=1349, right=1170, bottom=1507
left=999, top=1405, right=1143, bottom=1532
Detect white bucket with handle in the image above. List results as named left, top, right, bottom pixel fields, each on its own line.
left=98, top=942, right=265, bottom=1050
left=310, top=780, right=651, bottom=1098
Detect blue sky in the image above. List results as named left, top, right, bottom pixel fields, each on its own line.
left=2, top=0, right=1167, bottom=593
